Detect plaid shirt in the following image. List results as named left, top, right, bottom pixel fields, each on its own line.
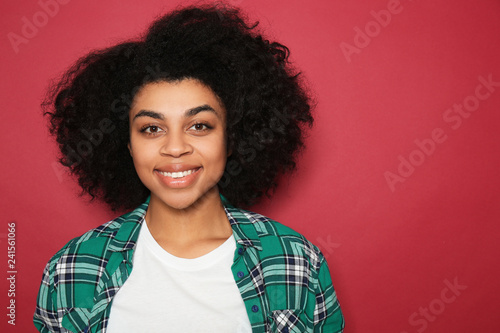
left=34, top=195, right=344, bottom=332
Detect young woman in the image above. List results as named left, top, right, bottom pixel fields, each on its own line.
left=34, top=4, right=344, bottom=333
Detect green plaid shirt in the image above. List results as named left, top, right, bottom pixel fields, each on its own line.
left=34, top=195, right=344, bottom=332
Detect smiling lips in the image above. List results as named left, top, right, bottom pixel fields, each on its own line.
left=157, top=169, right=197, bottom=179
left=155, top=166, right=202, bottom=188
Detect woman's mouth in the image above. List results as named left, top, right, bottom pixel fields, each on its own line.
left=155, top=167, right=202, bottom=188
left=157, top=168, right=199, bottom=179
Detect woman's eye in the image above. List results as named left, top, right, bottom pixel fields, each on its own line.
left=141, top=125, right=163, bottom=134
left=190, top=123, right=211, bottom=131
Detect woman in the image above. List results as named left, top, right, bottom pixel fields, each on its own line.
left=34, top=4, right=344, bottom=332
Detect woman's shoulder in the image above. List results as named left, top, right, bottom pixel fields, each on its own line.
left=227, top=206, right=326, bottom=269
left=44, top=206, right=145, bottom=272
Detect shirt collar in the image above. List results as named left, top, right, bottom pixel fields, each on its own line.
left=221, top=194, right=262, bottom=251
left=109, top=194, right=263, bottom=252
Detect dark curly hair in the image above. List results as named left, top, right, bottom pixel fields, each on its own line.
left=44, top=3, right=313, bottom=211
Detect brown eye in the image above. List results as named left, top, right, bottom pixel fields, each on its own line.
left=189, top=123, right=212, bottom=131
left=141, top=125, right=164, bottom=135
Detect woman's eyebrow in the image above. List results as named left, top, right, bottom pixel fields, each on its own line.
left=133, top=110, right=164, bottom=121
left=132, top=104, right=219, bottom=121
left=185, top=104, right=219, bottom=118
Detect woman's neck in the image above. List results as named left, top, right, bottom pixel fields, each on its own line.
left=144, top=187, right=233, bottom=257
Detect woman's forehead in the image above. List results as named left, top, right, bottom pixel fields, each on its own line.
left=129, top=79, right=226, bottom=120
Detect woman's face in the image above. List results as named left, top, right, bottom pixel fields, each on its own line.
left=128, top=79, right=228, bottom=210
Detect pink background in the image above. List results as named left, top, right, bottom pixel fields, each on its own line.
left=1, top=0, right=499, bottom=332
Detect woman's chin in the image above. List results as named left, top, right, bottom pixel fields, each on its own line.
left=150, top=191, right=216, bottom=212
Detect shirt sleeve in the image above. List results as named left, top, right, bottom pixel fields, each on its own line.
left=33, top=260, right=61, bottom=332
left=313, top=256, right=345, bottom=333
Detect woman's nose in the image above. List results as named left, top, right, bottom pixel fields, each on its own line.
left=159, top=131, right=193, bottom=157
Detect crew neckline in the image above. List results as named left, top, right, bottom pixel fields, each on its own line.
left=139, top=219, right=236, bottom=271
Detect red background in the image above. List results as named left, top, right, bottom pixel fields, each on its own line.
left=1, top=0, right=499, bottom=332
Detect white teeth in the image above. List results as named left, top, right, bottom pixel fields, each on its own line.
left=158, top=169, right=196, bottom=179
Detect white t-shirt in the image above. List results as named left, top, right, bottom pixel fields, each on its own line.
left=106, top=220, right=252, bottom=332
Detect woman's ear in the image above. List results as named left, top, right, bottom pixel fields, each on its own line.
left=128, top=142, right=132, bottom=156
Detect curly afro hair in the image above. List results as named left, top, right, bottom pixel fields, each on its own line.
left=44, top=4, right=314, bottom=211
